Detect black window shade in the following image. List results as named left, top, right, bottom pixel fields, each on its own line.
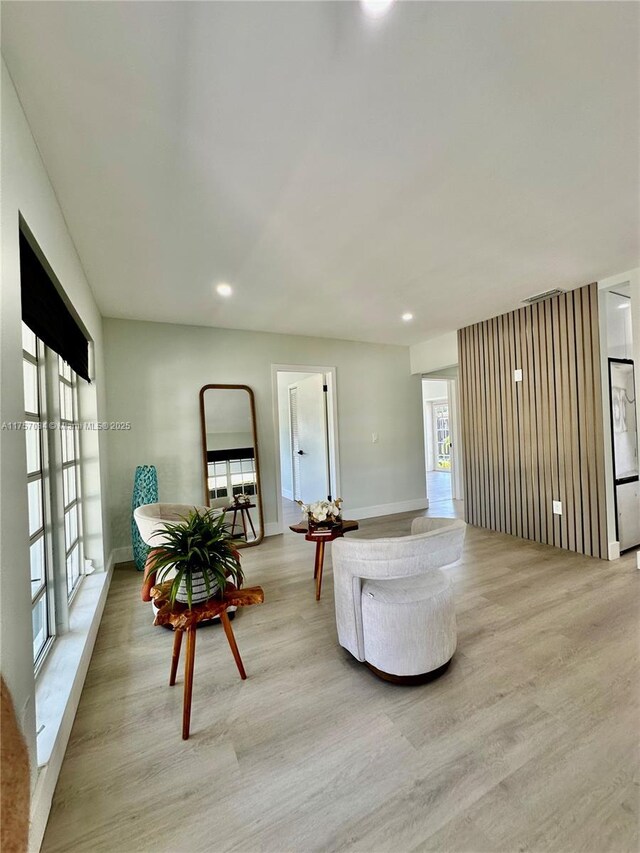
left=207, top=447, right=255, bottom=463
left=19, top=229, right=90, bottom=382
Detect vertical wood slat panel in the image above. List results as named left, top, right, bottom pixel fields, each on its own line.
left=502, top=311, right=516, bottom=535
left=458, top=330, right=470, bottom=517
left=458, top=282, right=607, bottom=559
left=496, top=315, right=509, bottom=533
left=544, top=299, right=561, bottom=550
left=574, top=286, right=591, bottom=554
left=535, top=300, right=551, bottom=546
left=566, top=291, right=584, bottom=555
left=507, top=309, right=522, bottom=539
left=483, top=320, right=496, bottom=533
left=475, top=321, right=487, bottom=530
left=558, top=294, right=575, bottom=552
left=552, top=296, right=568, bottom=550
left=492, top=316, right=506, bottom=534
left=582, top=284, right=598, bottom=557
left=589, top=282, right=608, bottom=559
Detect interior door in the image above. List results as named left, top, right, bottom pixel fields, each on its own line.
left=292, top=374, right=328, bottom=504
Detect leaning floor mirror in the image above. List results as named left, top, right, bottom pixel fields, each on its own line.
left=199, top=384, right=264, bottom=546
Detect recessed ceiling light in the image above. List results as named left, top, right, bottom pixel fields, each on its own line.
left=216, top=283, right=233, bottom=297
left=402, top=312, right=414, bottom=322
left=361, top=0, right=395, bottom=20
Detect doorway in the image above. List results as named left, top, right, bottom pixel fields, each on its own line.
left=273, top=365, right=340, bottom=533
left=422, top=377, right=463, bottom=513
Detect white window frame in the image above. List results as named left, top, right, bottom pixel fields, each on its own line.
left=58, top=357, right=84, bottom=601
left=23, top=323, right=87, bottom=672
left=23, top=325, right=56, bottom=671
left=207, top=456, right=257, bottom=501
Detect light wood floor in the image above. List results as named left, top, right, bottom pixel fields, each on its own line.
left=41, top=512, right=639, bottom=853
left=427, top=470, right=454, bottom=506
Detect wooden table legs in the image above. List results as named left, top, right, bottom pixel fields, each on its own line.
left=169, top=612, right=248, bottom=740
left=313, top=540, right=326, bottom=601
left=230, top=506, right=256, bottom=540
left=245, top=508, right=256, bottom=539
left=220, top=611, right=247, bottom=680
left=169, top=629, right=182, bottom=686
left=182, top=627, right=197, bottom=740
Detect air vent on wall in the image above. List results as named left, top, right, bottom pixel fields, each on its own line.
left=522, top=288, right=565, bottom=305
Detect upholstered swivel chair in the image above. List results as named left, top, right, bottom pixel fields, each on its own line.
left=332, top=517, right=466, bottom=683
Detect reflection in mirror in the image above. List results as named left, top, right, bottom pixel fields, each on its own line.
left=199, top=385, right=263, bottom=546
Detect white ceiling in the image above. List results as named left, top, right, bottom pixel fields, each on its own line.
left=2, top=1, right=638, bottom=346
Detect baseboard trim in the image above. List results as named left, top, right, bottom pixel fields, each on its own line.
left=264, top=522, right=282, bottom=538
left=109, top=545, right=133, bottom=568
left=347, top=498, right=429, bottom=521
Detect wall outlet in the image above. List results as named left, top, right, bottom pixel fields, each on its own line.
left=372, top=432, right=379, bottom=444
left=553, top=500, right=562, bottom=515
left=514, top=368, right=523, bottom=382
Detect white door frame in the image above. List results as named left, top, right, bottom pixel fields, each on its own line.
left=447, top=377, right=463, bottom=502
left=271, top=364, right=341, bottom=534
left=422, top=375, right=463, bottom=503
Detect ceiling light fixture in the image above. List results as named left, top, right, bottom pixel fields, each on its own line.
left=216, top=283, right=233, bottom=297
left=402, top=312, right=414, bottom=322
left=361, top=0, right=396, bottom=20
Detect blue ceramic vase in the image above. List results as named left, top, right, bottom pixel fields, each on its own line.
left=131, top=465, right=159, bottom=571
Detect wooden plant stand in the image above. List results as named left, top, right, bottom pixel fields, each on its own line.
left=150, top=580, right=264, bottom=740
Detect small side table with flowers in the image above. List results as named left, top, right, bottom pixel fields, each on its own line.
left=225, top=494, right=257, bottom=540
left=289, top=499, right=359, bottom=600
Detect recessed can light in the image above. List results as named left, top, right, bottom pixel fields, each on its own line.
left=402, top=312, right=414, bottom=322
left=361, top=0, right=395, bottom=20
left=216, top=283, right=233, bottom=297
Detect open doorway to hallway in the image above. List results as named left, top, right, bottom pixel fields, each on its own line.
left=273, top=366, right=340, bottom=534
left=422, top=377, right=463, bottom=515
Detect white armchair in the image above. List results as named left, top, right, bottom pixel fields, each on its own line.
left=332, top=517, right=466, bottom=683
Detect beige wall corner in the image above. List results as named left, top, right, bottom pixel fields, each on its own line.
left=410, top=332, right=458, bottom=375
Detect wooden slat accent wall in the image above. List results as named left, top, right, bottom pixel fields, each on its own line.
left=458, top=283, right=608, bottom=558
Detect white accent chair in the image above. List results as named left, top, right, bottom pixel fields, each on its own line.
left=332, top=517, right=466, bottom=683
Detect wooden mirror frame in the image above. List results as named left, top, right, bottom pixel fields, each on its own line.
left=199, top=384, right=264, bottom=547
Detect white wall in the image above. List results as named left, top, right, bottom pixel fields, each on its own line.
left=0, top=60, right=109, bottom=846
left=410, top=331, right=458, bottom=374
left=206, top=431, right=253, bottom=451
left=104, top=319, right=426, bottom=547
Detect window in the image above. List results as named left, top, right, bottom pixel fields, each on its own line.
left=207, top=455, right=257, bottom=501
left=23, top=324, right=53, bottom=664
left=20, top=224, right=91, bottom=672
left=22, top=324, right=87, bottom=668
left=58, top=357, right=83, bottom=598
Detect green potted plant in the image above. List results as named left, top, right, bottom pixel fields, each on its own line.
left=150, top=510, right=243, bottom=607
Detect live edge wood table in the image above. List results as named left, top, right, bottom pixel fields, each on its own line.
left=289, top=520, right=359, bottom=601
left=150, top=580, right=264, bottom=740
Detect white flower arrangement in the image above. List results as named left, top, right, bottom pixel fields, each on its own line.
left=297, top=497, right=343, bottom=524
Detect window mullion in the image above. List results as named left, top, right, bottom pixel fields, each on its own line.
left=44, top=346, right=70, bottom=634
